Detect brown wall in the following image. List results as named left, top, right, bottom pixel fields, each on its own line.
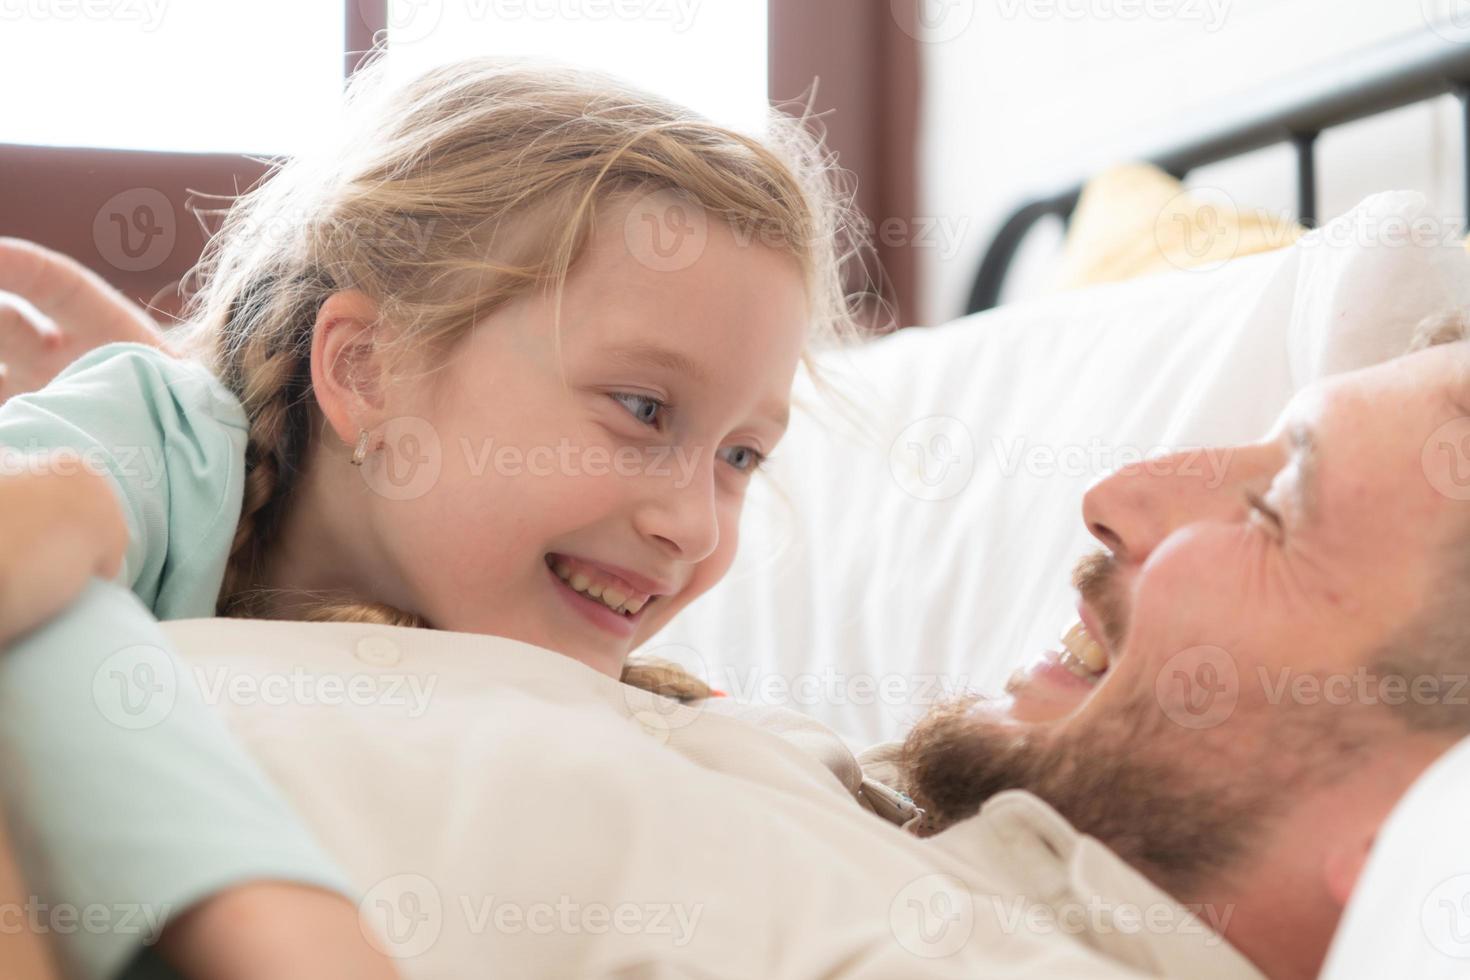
left=0, top=144, right=270, bottom=321
left=769, top=0, right=922, bottom=328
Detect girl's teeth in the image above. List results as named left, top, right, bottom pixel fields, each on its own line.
left=549, top=555, right=648, bottom=616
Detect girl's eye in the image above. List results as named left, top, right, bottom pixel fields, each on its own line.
left=719, top=445, right=768, bottom=474
left=611, top=392, right=667, bottom=429
left=1244, top=489, right=1284, bottom=540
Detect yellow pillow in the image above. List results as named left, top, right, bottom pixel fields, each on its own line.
left=1052, top=164, right=1304, bottom=291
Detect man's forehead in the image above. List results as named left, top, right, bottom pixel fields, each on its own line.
left=1431, top=338, right=1470, bottom=418
left=1272, top=340, right=1470, bottom=431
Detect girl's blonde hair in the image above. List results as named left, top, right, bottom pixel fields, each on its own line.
left=174, top=54, right=866, bottom=703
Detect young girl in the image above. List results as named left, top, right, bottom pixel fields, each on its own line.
left=0, top=56, right=861, bottom=979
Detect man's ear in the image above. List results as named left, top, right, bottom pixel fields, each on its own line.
left=1323, top=829, right=1376, bottom=908
left=311, top=290, right=388, bottom=447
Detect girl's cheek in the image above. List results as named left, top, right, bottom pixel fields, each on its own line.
left=692, top=518, right=740, bottom=600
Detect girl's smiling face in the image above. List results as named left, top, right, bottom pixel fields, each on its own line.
left=353, top=205, right=810, bottom=676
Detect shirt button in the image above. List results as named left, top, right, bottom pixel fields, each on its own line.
left=355, top=635, right=402, bottom=667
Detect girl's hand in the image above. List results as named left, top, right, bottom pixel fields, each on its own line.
left=0, top=238, right=170, bottom=406
left=0, top=452, right=129, bottom=649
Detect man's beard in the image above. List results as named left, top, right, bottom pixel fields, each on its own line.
left=899, top=550, right=1370, bottom=900
left=899, top=683, right=1275, bottom=899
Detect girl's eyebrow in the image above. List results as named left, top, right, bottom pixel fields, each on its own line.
left=603, top=341, right=710, bottom=385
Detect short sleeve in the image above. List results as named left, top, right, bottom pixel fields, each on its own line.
left=0, top=341, right=248, bottom=617
left=0, top=345, right=357, bottom=979
left=0, top=579, right=359, bottom=980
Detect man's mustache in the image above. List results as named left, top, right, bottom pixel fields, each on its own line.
left=1071, top=549, right=1128, bottom=653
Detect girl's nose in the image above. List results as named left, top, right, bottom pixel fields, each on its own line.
left=631, top=460, right=720, bottom=563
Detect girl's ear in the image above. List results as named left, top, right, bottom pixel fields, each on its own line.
left=311, top=290, right=389, bottom=447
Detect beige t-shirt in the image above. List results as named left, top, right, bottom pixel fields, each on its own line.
left=165, top=617, right=1264, bottom=980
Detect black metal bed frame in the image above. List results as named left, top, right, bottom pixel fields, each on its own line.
left=965, top=25, right=1470, bottom=315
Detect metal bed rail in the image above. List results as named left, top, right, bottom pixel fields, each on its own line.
left=965, top=26, right=1470, bottom=316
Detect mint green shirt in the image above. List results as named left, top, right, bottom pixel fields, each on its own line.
left=0, top=342, right=355, bottom=979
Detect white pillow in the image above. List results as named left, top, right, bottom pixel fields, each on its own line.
left=644, top=191, right=1470, bottom=744
left=1319, top=733, right=1470, bottom=979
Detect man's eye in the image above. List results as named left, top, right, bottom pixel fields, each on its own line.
left=611, top=392, right=667, bottom=428
left=1244, top=489, right=1284, bottom=539
left=719, top=445, right=768, bottom=474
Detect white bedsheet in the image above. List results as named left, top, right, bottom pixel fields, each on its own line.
left=649, top=191, right=1470, bottom=743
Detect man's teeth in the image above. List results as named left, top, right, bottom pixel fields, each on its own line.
left=554, top=561, right=648, bottom=615
left=1059, top=621, right=1108, bottom=679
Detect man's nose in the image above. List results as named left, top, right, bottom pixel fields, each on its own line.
left=1081, top=444, right=1272, bottom=565
left=631, top=458, right=720, bottom=564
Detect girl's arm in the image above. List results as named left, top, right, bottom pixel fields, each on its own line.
left=0, top=450, right=129, bottom=649
left=154, top=882, right=398, bottom=980
left=0, top=238, right=169, bottom=405
left=0, top=576, right=403, bottom=980
left=0, top=345, right=400, bottom=980
left=0, top=812, right=60, bottom=980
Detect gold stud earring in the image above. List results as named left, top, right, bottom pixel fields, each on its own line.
left=349, top=427, right=370, bottom=466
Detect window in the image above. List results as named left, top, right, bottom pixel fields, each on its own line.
left=0, top=0, right=343, bottom=153
left=0, top=0, right=770, bottom=152
left=384, top=0, right=769, bottom=132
